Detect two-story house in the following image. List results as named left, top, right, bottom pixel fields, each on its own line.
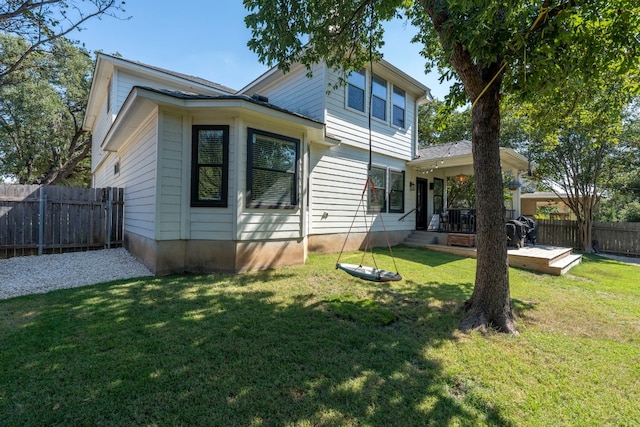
left=83, top=53, right=430, bottom=275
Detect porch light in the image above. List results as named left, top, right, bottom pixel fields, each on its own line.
left=453, top=174, right=469, bottom=183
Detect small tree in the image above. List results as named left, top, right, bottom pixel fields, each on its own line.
left=525, top=75, right=637, bottom=251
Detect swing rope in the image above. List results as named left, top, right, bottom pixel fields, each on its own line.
left=334, top=2, right=401, bottom=282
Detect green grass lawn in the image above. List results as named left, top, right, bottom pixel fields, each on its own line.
left=1, top=247, right=638, bottom=426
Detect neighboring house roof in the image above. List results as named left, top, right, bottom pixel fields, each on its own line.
left=520, top=192, right=567, bottom=201
left=408, top=140, right=530, bottom=172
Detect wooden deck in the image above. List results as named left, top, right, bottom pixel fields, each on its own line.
left=404, top=231, right=582, bottom=275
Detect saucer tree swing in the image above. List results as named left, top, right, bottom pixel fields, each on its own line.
left=335, top=3, right=402, bottom=283
left=334, top=175, right=402, bottom=282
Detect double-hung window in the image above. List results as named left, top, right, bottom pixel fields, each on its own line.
left=371, top=75, right=387, bottom=121
left=392, top=86, right=406, bottom=128
left=247, top=128, right=299, bottom=209
left=368, top=167, right=406, bottom=213
left=368, top=167, right=387, bottom=213
left=191, top=125, right=229, bottom=207
left=347, top=69, right=366, bottom=112
left=389, top=170, right=405, bottom=213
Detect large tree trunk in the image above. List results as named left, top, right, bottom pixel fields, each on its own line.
left=460, top=80, right=518, bottom=334
left=426, top=3, right=518, bottom=333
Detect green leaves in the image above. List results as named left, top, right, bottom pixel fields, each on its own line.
left=0, top=36, right=94, bottom=185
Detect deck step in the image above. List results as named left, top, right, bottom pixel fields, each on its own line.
left=549, top=253, right=583, bottom=275
left=405, top=235, right=582, bottom=275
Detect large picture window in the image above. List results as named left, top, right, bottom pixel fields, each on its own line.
left=347, top=69, right=366, bottom=112
left=191, top=125, right=229, bottom=207
left=392, top=86, right=406, bottom=128
left=247, top=128, right=299, bottom=209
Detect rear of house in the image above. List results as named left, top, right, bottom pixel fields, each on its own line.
left=84, top=54, right=430, bottom=275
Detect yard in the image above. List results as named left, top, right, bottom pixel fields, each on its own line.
left=1, top=247, right=638, bottom=426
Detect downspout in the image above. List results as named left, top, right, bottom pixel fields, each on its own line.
left=414, top=89, right=432, bottom=158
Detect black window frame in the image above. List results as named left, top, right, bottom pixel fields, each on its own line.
left=389, top=169, right=405, bottom=213
left=347, top=69, right=366, bottom=112
left=368, top=166, right=387, bottom=213
left=190, top=125, right=229, bottom=208
left=371, top=74, right=387, bottom=121
left=246, top=128, right=300, bottom=209
left=392, top=86, right=406, bottom=128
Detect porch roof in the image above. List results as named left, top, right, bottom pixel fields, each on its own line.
left=408, top=140, right=530, bottom=173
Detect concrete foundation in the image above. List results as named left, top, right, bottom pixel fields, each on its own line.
left=124, top=231, right=307, bottom=276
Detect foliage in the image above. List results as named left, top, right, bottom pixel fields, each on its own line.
left=0, top=35, right=93, bottom=185
left=243, top=0, right=640, bottom=333
left=522, top=74, right=639, bottom=248
left=417, top=99, right=470, bottom=146
left=0, top=0, right=125, bottom=87
left=1, top=248, right=639, bottom=425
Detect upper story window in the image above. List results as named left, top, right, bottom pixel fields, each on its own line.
left=347, top=69, right=366, bottom=112
left=392, top=86, right=406, bottom=128
left=191, top=125, right=229, bottom=207
left=247, top=128, right=299, bottom=209
left=372, top=75, right=387, bottom=121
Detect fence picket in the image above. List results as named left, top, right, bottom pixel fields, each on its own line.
left=537, top=219, right=640, bottom=257
left=0, top=185, right=124, bottom=259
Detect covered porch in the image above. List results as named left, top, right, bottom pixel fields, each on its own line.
left=407, top=140, right=530, bottom=234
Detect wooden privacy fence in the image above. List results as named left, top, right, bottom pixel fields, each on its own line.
left=536, top=219, right=640, bottom=257
left=0, top=185, right=124, bottom=259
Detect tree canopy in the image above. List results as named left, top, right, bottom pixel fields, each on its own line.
left=244, top=0, right=640, bottom=333
left=0, top=0, right=125, bottom=87
left=0, top=35, right=93, bottom=185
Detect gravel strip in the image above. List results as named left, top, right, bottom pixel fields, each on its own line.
left=0, top=248, right=153, bottom=300
left=595, top=253, right=640, bottom=266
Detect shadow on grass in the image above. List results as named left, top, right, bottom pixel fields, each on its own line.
left=1, top=270, right=515, bottom=426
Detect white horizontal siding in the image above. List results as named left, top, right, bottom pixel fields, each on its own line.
left=309, top=144, right=414, bottom=235
left=237, top=211, right=302, bottom=240
left=157, top=112, right=184, bottom=240
left=324, top=68, right=415, bottom=160
left=92, top=152, right=118, bottom=188
left=117, top=117, right=158, bottom=240
left=91, top=100, right=112, bottom=172
left=255, top=64, right=326, bottom=122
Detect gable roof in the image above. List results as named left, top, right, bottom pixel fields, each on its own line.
left=84, top=53, right=236, bottom=130
left=98, top=53, right=236, bottom=93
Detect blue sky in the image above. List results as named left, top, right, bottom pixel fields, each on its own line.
left=72, top=1, right=449, bottom=99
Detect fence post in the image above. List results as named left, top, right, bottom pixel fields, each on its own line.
left=106, top=188, right=112, bottom=249
left=38, top=186, right=45, bottom=255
